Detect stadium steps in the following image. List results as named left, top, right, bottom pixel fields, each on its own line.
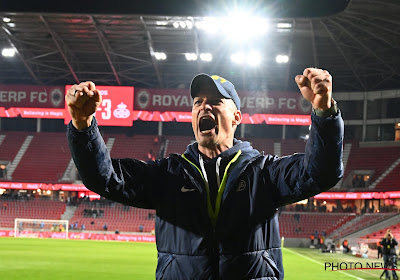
left=273, top=142, right=281, bottom=156
left=106, top=137, right=115, bottom=152
left=0, top=134, right=5, bottom=146
left=61, top=158, right=75, bottom=182
left=162, top=139, right=169, bottom=158
left=6, top=135, right=33, bottom=179
left=343, top=213, right=400, bottom=240
left=333, top=142, right=352, bottom=189
left=369, top=156, right=400, bottom=189
left=61, top=205, right=77, bottom=221
left=329, top=213, right=397, bottom=239
left=329, top=215, right=364, bottom=239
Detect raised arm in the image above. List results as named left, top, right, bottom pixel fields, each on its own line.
left=66, top=82, right=161, bottom=209
left=265, top=68, right=344, bottom=206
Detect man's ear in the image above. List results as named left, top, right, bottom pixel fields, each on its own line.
left=233, top=110, right=242, bottom=126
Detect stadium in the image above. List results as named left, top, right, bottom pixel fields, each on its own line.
left=0, top=0, right=399, bottom=279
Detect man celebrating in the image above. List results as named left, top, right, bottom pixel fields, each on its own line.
left=66, top=68, right=343, bottom=279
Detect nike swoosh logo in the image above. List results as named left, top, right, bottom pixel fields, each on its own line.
left=181, top=186, right=196, bottom=192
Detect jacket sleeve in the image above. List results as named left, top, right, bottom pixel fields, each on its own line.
left=67, top=117, right=164, bottom=209
left=264, top=110, right=344, bottom=207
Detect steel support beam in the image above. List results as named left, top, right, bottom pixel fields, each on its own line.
left=89, top=16, right=121, bottom=85
left=1, top=25, right=41, bottom=84
left=140, top=16, right=164, bottom=88
left=328, top=18, right=399, bottom=77
left=320, top=20, right=367, bottom=90
left=40, top=15, right=79, bottom=83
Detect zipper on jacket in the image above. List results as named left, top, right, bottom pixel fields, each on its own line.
left=182, top=150, right=241, bottom=227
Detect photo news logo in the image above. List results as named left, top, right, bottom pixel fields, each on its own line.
left=325, top=262, right=400, bottom=272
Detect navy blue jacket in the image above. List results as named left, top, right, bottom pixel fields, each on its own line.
left=67, top=111, right=344, bottom=280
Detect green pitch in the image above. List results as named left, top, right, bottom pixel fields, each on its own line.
left=0, top=238, right=385, bottom=279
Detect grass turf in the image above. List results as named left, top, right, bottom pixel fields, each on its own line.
left=0, top=238, right=387, bottom=280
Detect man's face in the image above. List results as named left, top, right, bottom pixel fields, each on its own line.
left=192, top=86, right=241, bottom=149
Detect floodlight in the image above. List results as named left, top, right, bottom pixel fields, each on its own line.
left=185, top=53, right=198, bottom=61
left=200, top=53, right=212, bottom=62
left=2, top=48, right=15, bottom=57
left=276, top=55, right=289, bottom=63
left=154, top=52, right=167, bottom=60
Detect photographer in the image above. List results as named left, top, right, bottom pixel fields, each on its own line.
left=380, top=230, right=398, bottom=280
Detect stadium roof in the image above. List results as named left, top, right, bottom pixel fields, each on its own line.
left=0, top=0, right=399, bottom=92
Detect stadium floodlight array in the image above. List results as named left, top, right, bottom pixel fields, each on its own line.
left=14, top=218, right=69, bottom=239
left=2, top=48, right=15, bottom=57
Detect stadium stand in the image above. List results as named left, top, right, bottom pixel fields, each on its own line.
left=361, top=222, right=400, bottom=240
left=280, top=139, right=307, bottom=157
left=0, top=132, right=28, bottom=162
left=11, top=132, right=71, bottom=183
left=164, top=135, right=194, bottom=155
left=110, top=134, right=161, bottom=161
left=376, top=162, right=400, bottom=191
left=244, top=138, right=274, bottom=155
left=0, top=199, right=66, bottom=228
left=344, top=142, right=400, bottom=189
left=278, top=212, right=355, bottom=238
left=68, top=202, right=156, bottom=233
left=329, top=213, right=397, bottom=240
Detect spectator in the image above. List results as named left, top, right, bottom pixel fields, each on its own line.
left=139, top=225, right=144, bottom=232
left=342, top=239, right=350, bottom=253
left=377, top=240, right=383, bottom=259
left=103, top=223, right=108, bottom=231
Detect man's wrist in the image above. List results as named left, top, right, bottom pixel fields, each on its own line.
left=72, top=116, right=93, bottom=131
left=312, top=99, right=338, bottom=117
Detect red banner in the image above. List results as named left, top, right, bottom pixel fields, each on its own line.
left=0, top=230, right=156, bottom=242
left=64, top=85, right=134, bottom=126
left=0, top=107, right=65, bottom=119
left=134, top=88, right=312, bottom=115
left=0, top=85, right=65, bottom=119
left=1, top=182, right=400, bottom=200
left=132, top=111, right=311, bottom=125
left=0, top=85, right=64, bottom=108
left=313, top=191, right=400, bottom=200
left=0, top=182, right=89, bottom=191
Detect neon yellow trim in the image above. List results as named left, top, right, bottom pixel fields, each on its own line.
left=182, top=150, right=242, bottom=227
left=213, top=150, right=241, bottom=224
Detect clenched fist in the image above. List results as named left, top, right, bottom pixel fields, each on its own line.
left=65, top=81, right=102, bottom=130
left=295, top=68, right=332, bottom=111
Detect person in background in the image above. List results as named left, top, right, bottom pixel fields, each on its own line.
left=377, top=240, right=383, bottom=259
left=380, top=229, right=398, bottom=280
left=343, top=239, right=350, bottom=253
